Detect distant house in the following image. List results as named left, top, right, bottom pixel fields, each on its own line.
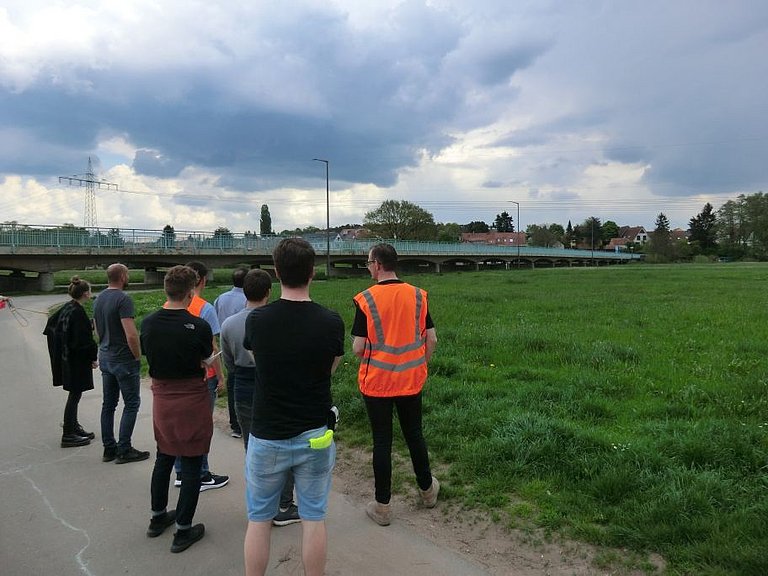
left=334, top=228, right=369, bottom=241
left=607, top=226, right=649, bottom=251
left=461, top=231, right=527, bottom=245
left=670, top=228, right=689, bottom=242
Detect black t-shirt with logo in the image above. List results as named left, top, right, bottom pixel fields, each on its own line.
left=140, top=308, right=213, bottom=379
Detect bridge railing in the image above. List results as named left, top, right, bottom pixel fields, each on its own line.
left=0, top=224, right=642, bottom=260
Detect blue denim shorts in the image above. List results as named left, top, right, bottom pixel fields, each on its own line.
left=245, top=426, right=335, bottom=522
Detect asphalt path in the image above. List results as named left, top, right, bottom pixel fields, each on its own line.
left=0, top=294, right=491, bottom=576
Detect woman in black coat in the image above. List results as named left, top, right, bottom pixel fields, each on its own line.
left=45, top=277, right=98, bottom=447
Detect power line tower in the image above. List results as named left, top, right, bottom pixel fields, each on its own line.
left=58, top=157, right=118, bottom=227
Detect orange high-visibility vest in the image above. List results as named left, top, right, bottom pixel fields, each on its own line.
left=164, top=295, right=214, bottom=377
left=354, top=283, right=429, bottom=397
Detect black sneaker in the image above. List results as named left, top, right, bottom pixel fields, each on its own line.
left=115, top=447, right=150, bottom=464
left=147, top=509, right=177, bottom=538
left=199, top=472, right=229, bottom=492
left=230, top=429, right=242, bottom=438
left=102, top=447, right=117, bottom=462
left=171, top=523, right=205, bottom=553
left=74, top=424, right=96, bottom=440
left=61, top=434, right=90, bottom=448
left=272, top=504, right=301, bottom=526
left=173, top=474, right=182, bottom=488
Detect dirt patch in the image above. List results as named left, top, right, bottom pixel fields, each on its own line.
left=213, top=409, right=664, bottom=576
left=331, top=445, right=665, bottom=576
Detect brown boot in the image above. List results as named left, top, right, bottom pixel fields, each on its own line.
left=365, top=501, right=391, bottom=526
left=419, top=476, right=440, bottom=508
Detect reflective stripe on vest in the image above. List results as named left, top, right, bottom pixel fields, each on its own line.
left=355, top=283, right=428, bottom=396
left=360, top=287, right=426, bottom=356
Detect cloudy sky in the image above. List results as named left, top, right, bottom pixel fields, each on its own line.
left=1, top=0, right=766, bottom=234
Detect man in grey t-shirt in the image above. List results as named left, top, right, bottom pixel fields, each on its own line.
left=93, top=263, right=149, bottom=464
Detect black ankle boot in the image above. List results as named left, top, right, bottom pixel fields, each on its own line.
left=74, top=424, right=96, bottom=439
left=61, top=434, right=90, bottom=448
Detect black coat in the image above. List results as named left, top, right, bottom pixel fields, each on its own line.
left=43, top=301, right=97, bottom=392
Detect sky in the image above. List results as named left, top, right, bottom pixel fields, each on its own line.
left=1, top=0, right=767, bottom=235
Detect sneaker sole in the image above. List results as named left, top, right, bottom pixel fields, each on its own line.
left=272, top=518, right=301, bottom=527
left=61, top=440, right=90, bottom=448
left=199, top=479, right=229, bottom=492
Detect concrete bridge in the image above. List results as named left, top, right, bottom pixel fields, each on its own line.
left=0, top=225, right=642, bottom=291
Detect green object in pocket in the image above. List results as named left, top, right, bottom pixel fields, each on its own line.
left=309, top=429, right=334, bottom=450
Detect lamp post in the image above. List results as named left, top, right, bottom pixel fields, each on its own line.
left=509, top=200, right=520, bottom=268
left=313, top=158, right=331, bottom=278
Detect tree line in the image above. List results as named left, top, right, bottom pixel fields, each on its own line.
left=10, top=192, right=766, bottom=262
left=228, top=194, right=768, bottom=261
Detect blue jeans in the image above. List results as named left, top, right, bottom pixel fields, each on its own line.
left=100, top=357, right=141, bottom=451
left=175, top=376, right=217, bottom=476
left=245, top=426, right=335, bottom=522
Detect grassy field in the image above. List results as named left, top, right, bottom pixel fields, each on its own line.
left=94, top=263, right=766, bottom=575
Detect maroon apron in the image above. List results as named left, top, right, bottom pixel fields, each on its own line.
left=151, top=377, right=213, bottom=456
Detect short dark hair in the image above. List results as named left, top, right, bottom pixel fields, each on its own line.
left=232, top=266, right=249, bottom=288
left=370, top=243, right=398, bottom=271
left=273, top=238, right=315, bottom=288
left=68, top=276, right=91, bottom=299
left=164, top=265, right=197, bottom=301
left=243, top=269, right=272, bottom=302
left=185, top=261, right=208, bottom=286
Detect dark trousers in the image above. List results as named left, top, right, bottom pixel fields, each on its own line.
left=151, top=451, right=203, bottom=529
left=226, top=372, right=240, bottom=433
left=363, top=392, right=432, bottom=505
left=62, top=390, right=83, bottom=435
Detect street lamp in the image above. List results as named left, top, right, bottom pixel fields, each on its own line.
left=313, top=158, right=331, bottom=278
left=508, top=200, right=520, bottom=268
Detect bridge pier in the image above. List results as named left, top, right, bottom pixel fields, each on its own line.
left=144, top=268, right=164, bottom=285
left=38, top=272, right=54, bottom=291
left=0, top=271, right=54, bottom=292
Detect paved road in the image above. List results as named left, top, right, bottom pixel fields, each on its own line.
left=0, top=295, right=491, bottom=576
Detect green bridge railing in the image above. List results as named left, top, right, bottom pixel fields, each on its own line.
left=0, top=224, right=642, bottom=261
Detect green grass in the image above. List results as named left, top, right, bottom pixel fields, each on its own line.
left=97, top=263, right=768, bottom=575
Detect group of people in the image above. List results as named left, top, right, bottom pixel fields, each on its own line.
left=45, top=239, right=440, bottom=575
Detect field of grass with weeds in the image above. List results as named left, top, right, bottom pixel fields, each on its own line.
left=96, top=263, right=767, bottom=575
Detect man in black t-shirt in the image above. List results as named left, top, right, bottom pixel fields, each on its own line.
left=243, top=238, right=344, bottom=576
left=140, top=266, right=214, bottom=553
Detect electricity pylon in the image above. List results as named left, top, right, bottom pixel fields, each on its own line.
left=58, top=157, right=118, bottom=227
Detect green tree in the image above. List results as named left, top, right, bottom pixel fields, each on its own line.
left=689, top=203, right=718, bottom=255
left=493, top=211, right=514, bottom=232
left=260, top=204, right=273, bottom=236
left=364, top=200, right=436, bottom=240
left=741, top=192, right=768, bottom=259
left=436, top=222, right=462, bottom=242
left=601, top=220, right=619, bottom=244
left=527, top=223, right=564, bottom=247
left=649, top=212, right=672, bottom=261
left=564, top=220, right=574, bottom=248
left=463, top=221, right=490, bottom=233
left=161, top=224, right=176, bottom=248
left=577, top=217, right=602, bottom=249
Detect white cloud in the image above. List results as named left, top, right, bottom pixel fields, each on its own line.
left=1, top=0, right=766, bottom=234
